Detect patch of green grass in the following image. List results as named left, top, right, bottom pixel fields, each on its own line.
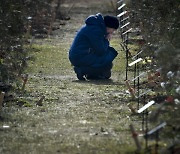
left=110, top=38, right=126, bottom=73
left=27, top=43, right=71, bottom=75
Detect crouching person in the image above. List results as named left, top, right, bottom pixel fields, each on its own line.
left=69, top=13, right=119, bottom=80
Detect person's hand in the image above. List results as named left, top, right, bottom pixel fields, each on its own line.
left=106, top=34, right=112, bottom=41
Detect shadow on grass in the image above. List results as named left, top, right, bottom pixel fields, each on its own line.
left=72, top=79, right=125, bottom=86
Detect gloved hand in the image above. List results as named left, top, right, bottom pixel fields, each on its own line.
left=109, top=46, right=118, bottom=57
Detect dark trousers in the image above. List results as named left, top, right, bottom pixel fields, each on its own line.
left=74, top=63, right=113, bottom=79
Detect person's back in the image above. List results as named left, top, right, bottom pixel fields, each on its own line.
left=69, top=13, right=119, bottom=80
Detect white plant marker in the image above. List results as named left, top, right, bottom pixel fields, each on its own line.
left=128, top=58, right=143, bottom=67
left=137, top=100, right=155, bottom=113
left=117, top=11, right=127, bottom=17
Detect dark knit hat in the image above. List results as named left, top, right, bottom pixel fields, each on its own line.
left=104, top=15, right=119, bottom=29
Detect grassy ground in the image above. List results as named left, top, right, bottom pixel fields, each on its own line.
left=0, top=0, right=143, bottom=153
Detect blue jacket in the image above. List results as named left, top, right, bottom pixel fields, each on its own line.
left=69, top=13, right=118, bottom=68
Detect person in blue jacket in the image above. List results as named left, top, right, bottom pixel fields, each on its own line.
left=69, top=13, right=119, bottom=80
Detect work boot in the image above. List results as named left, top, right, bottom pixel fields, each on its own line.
left=102, top=70, right=111, bottom=79
left=86, top=71, right=111, bottom=80
left=74, top=67, right=86, bottom=80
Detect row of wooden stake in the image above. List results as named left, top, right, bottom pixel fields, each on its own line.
left=117, top=0, right=167, bottom=153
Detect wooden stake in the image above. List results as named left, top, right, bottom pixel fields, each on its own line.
left=48, top=0, right=57, bottom=36
left=36, top=96, right=45, bottom=106
left=128, top=104, right=137, bottom=114
left=129, top=124, right=142, bottom=151
left=125, top=80, right=136, bottom=98
left=22, top=74, right=28, bottom=91
left=29, top=36, right=35, bottom=48
left=147, top=71, right=158, bottom=87
left=47, top=11, right=56, bottom=36
left=25, top=19, right=32, bottom=40
left=0, top=92, right=5, bottom=111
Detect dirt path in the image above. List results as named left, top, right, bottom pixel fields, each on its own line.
left=0, top=1, right=138, bottom=153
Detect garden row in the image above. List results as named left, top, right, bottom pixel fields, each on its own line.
left=0, top=0, right=69, bottom=107
left=117, top=0, right=179, bottom=153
